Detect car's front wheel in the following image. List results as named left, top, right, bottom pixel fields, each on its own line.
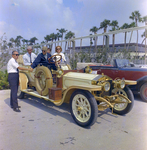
left=140, top=83, right=147, bottom=102
left=111, top=86, right=134, bottom=115
left=70, top=90, right=98, bottom=127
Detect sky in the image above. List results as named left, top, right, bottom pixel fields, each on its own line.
left=0, top=0, right=147, bottom=47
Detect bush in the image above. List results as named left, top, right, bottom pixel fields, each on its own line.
left=0, top=70, right=9, bottom=90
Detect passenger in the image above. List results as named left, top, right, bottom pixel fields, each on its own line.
left=47, top=48, right=51, bottom=54
left=53, top=46, right=66, bottom=64
left=23, top=46, right=37, bottom=65
left=30, top=46, right=56, bottom=71
left=7, top=51, right=32, bottom=112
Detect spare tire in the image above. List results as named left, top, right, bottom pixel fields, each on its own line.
left=34, top=66, right=53, bottom=96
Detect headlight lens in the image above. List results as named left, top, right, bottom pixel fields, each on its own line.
left=104, top=82, right=110, bottom=92
left=119, top=80, right=125, bottom=89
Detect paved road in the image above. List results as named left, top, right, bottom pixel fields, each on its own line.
left=0, top=90, right=147, bottom=150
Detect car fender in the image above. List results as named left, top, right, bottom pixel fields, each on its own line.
left=136, top=76, right=147, bottom=91
left=19, top=72, right=28, bottom=91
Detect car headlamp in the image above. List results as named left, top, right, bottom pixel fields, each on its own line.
left=119, top=80, right=125, bottom=89
left=104, top=82, right=110, bottom=92
left=97, top=82, right=110, bottom=92
left=113, top=79, right=125, bottom=89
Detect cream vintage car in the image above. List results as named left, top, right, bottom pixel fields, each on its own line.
left=17, top=54, right=137, bottom=127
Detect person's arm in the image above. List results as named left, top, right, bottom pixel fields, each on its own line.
left=62, top=53, right=66, bottom=62
left=18, top=66, right=32, bottom=71
left=31, top=54, right=41, bottom=69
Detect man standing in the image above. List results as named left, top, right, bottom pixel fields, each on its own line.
left=30, top=46, right=56, bottom=70
left=7, top=51, right=32, bottom=112
left=23, top=46, right=37, bottom=65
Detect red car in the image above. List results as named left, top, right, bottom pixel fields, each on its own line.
left=89, top=59, right=147, bottom=102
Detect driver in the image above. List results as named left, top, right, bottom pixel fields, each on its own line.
left=53, top=46, right=66, bottom=64
left=30, top=46, right=56, bottom=71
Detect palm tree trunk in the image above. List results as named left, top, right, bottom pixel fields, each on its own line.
left=80, top=39, right=82, bottom=53
left=124, top=32, right=127, bottom=49
left=127, top=31, right=133, bottom=52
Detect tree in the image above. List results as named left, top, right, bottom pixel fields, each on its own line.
left=65, top=31, right=75, bottom=39
left=56, top=28, right=68, bottom=40
left=129, top=11, right=142, bottom=57
left=56, top=28, right=68, bottom=46
left=44, top=35, right=51, bottom=43
left=56, top=32, right=62, bottom=41
left=99, top=19, right=110, bottom=33
left=120, top=23, right=130, bottom=49
left=99, top=19, right=110, bottom=48
left=126, top=22, right=136, bottom=52
left=10, top=38, right=15, bottom=47
left=29, top=37, right=38, bottom=45
left=90, top=26, right=99, bottom=52
left=109, top=20, right=119, bottom=51
left=8, top=42, right=13, bottom=48
left=15, top=35, right=23, bottom=47
left=129, top=11, right=142, bottom=27
left=142, top=16, right=147, bottom=25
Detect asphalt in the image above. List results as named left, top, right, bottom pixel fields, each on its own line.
left=0, top=90, right=147, bottom=150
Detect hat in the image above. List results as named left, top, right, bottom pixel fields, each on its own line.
left=42, top=46, right=47, bottom=51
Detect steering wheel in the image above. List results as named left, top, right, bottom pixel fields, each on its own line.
left=48, top=54, right=62, bottom=64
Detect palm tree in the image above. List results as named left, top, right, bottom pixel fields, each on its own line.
left=8, top=42, right=13, bottom=48
left=22, top=39, right=26, bottom=45
left=65, top=31, right=75, bottom=56
left=65, top=31, right=75, bottom=39
left=29, top=37, right=38, bottom=45
left=129, top=11, right=142, bottom=27
left=99, top=19, right=110, bottom=48
left=56, top=28, right=68, bottom=46
left=56, top=28, right=68, bottom=40
left=120, top=23, right=130, bottom=49
left=90, top=26, right=99, bottom=53
left=10, top=37, right=15, bottom=47
left=15, top=35, right=23, bottom=47
left=56, top=32, right=62, bottom=41
left=141, top=31, right=147, bottom=44
left=109, top=20, right=119, bottom=52
left=129, top=11, right=142, bottom=57
left=126, top=22, right=136, bottom=52
left=44, top=35, right=51, bottom=43
left=99, top=19, right=110, bottom=33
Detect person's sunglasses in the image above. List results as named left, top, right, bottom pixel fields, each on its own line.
left=57, top=48, right=61, bottom=50
left=42, top=50, right=46, bottom=52
left=13, top=54, right=19, bottom=56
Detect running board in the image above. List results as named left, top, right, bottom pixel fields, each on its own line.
left=21, top=89, right=62, bottom=105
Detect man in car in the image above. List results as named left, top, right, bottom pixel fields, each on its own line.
left=23, top=46, right=37, bottom=65
left=30, top=46, right=56, bottom=71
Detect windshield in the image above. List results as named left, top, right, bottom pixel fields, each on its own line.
left=115, top=59, right=130, bottom=67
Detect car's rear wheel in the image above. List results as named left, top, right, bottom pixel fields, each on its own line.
left=70, top=90, right=98, bottom=127
left=111, top=86, right=134, bottom=115
left=140, top=83, right=147, bottom=102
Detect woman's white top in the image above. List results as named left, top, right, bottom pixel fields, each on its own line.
left=53, top=52, right=66, bottom=62
left=7, top=57, right=19, bottom=73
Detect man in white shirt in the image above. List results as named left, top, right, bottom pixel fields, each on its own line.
left=7, top=51, right=32, bottom=112
left=23, top=46, right=37, bottom=65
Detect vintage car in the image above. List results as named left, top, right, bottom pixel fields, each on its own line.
left=88, top=59, right=147, bottom=102
left=17, top=55, right=136, bottom=127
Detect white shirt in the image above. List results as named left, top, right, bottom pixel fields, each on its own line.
left=23, top=52, right=37, bottom=65
left=53, top=52, right=66, bottom=62
left=7, top=58, right=19, bottom=73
